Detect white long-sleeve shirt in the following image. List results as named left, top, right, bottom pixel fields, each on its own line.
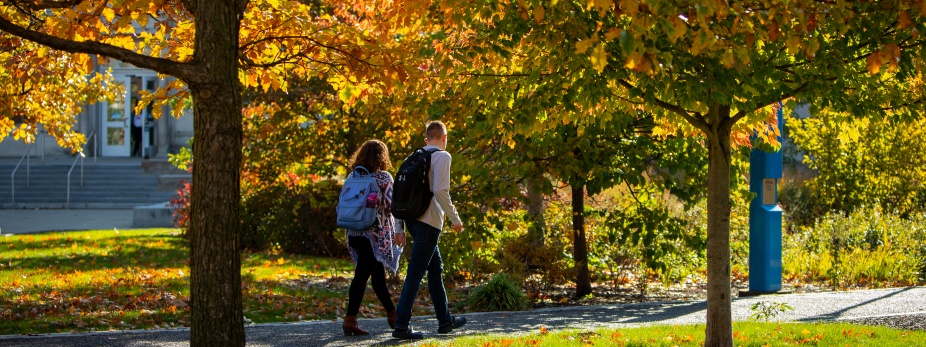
left=395, top=145, right=461, bottom=233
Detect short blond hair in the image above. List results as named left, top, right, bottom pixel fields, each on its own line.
left=426, top=121, right=446, bottom=141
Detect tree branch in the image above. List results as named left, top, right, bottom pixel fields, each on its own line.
left=7, top=0, right=83, bottom=10
left=616, top=78, right=709, bottom=132
left=732, top=79, right=816, bottom=123
left=0, top=15, right=199, bottom=81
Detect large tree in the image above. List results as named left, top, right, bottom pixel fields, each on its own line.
left=415, top=1, right=926, bottom=346
left=0, top=0, right=426, bottom=345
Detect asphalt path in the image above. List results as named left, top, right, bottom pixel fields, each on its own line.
left=0, top=287, right=923, bottom=347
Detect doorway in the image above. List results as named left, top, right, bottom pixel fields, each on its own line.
left=100, top=71, right=159, bottom=157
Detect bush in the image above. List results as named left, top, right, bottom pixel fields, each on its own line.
left=463, top=273, right=531, bottom=312
left=240, top=180, right=344, bottom=256
left=783, top=207, right=926, bottom=287
left=496, top=232, right=574, bottom=300
left=169, top=178, right=344, bottom=256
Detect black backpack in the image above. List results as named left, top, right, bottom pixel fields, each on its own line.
left=392, top=148, right=441, bottom=220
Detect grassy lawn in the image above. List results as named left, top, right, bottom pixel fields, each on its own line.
left=436, top=322, right=926, bottom=347
left=0, top=228, right=425, bottom=335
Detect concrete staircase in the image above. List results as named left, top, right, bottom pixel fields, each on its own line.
left=0, top=159, right=187, bottom=209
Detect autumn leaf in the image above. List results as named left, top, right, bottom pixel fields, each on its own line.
left=866, top=53, right=884, bottom=74
left=533, top=6, right=545, bottom=24
left=590, top=44, right=607, bottom=73
left=575, top=37, right=598, bottom=54
left=604, top=28, right=621, bottom=41
left=102, top=7, right=116, bottom=22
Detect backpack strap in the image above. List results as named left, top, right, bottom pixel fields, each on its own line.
left=352, top=166, right=371, bottom=178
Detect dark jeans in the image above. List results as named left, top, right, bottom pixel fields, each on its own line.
left=346, top=236, right=395, bottom=316
left=394, top=220, right=451, bottom=330
left=130, top=124, right=142, bottom=156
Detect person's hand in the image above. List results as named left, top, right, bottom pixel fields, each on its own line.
left=452, top=223, right=464, bottom=232
left=394, top=233, right=406, bottom=247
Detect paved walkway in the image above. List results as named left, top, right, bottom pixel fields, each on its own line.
left=0, top=209, right=135, bottom=234
left=0, top=287, right=923, bottom=347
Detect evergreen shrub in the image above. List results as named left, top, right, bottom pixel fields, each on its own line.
left=463, top=273, right=532, bottom=312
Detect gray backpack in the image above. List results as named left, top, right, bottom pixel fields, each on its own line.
left=336, top=166, right=381, bottom=230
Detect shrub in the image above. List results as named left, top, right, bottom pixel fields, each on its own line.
left=783, top=207, right=926, bottom=287
left=496, top=232, right=574, bottom=300
left=169, top=178, right=344, bottom=256
left=240, top=180, right=344, bottom=256
left=463, top=273, right=531, bottom=312
left=168, top=180, right=192, bottom=239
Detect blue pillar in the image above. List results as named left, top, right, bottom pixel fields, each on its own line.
left=748, top=104, right=784, bottom=294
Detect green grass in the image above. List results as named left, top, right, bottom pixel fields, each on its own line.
left=434, top=322, right=926, bottom=347
left=0, top=229, right=361, bottom=335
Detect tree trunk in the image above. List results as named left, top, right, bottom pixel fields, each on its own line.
left=526, top=177, right=546, bottom=245
left=572, top=184, right=592, bottom=297
left=704, top=107, right=734, bottom=347
left=188, top=1, right=245, bottom=346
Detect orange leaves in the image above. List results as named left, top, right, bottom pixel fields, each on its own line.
left=533, top=6, right=545, bottom=24
left=767, top=20, right=781, bottom=42
left=733, top=330, right=750, bottom=342
left=866, top=44, right=902, bottom=75
left=898, top=11, right=914, bottom=29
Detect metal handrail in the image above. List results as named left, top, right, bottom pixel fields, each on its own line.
left=66, top=132, right=96, bottom=209
left=10, top=142, right=36, bottom=206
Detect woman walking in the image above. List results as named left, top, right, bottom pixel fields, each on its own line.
left=341, top=140, right=403, bottom=336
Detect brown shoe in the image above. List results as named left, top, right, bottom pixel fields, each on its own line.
left=386, top=310, right=397, bottom=329
left=342, top=316, right=369, bottom=336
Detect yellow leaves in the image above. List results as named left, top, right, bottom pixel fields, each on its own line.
left=721, top=49, right=735, bottom=69
left=276, top=257, right=286, bottom=265
left=109, top=36, right=137, bottom=50
left=575, top=37, right=599, bottom=54
left=174, top=47, right=194, bottom=61
left=11, top=126, right=33, bottom=142
left=785, top=37, right=802, bottom=55
left=0, top=118, right=13, bottom=139
left=805, top=37, right=820, bottom=59
left=102, top=7, right=116, bottom=22
left=132, top=11, right=149, bottom=27
left=590, top=44, right=608, bottom=73
left=668, top=17, right=688, bottom=43
left=623, top=52, right=653, bottom=73
left=587, top=0, right=613, bottom=17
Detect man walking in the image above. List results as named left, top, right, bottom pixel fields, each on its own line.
left=392, top=121, right=467, bottom=339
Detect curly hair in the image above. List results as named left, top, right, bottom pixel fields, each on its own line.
left=348, top=139, right=392, bottom=173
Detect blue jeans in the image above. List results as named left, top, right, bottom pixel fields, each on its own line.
left=394, top=220, right=451, bottom=330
